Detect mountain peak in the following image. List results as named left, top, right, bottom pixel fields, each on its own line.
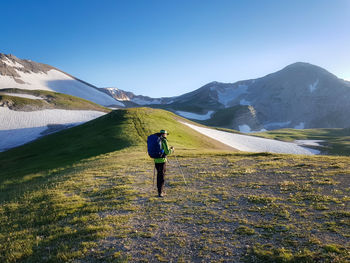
left=283, top=62, right=330, bottom=73
left=277, top=62, right=337, bottom=80
left=0, top=53, right=21, bottom=63
left=286, top=62, right=313, bottom=67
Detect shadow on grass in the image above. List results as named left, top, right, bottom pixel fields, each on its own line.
left=0, top=110, right=133, bottom=201
left=243, top=152, right=274, bottom=157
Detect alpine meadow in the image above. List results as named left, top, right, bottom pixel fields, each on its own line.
left=1, top=1, right=350, bottom=262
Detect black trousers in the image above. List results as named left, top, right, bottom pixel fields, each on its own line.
left=155, top=162, right=166, bottom=195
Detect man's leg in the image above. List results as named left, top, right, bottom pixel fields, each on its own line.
left=155, top=162, right=166, bottom=196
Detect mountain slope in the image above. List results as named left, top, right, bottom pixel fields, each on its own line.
left=169, top=63, right=350, bottom=131
left=0, top=53, right=123, bottom=107
left=243, top=62, right=350, bottom=130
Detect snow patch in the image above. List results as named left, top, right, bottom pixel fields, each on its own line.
left=239, top=124, right=251, bottom=133
left=0, top=107, right=105, bottom=151
left=294, top=140, right=324, bottom=147
left=239, top=124, right=266, bottom=133
left=176, top=111, right=214, bottom=120
left=181, top=121, right=319, bottom=155
left=294, top=122, right=305, bottom=129
left=2, top=57, right=24, bottom=68
left=0, top=92, right=44, bottom=100
left=106, top=88, right=130, bottom=101
left=309, top=79, right=319, bottom=93
left=217, top=84, right=248, bottom=107
left=240, top=99, right=251, bottom=106
left=0, top=107, right=104, bottom=130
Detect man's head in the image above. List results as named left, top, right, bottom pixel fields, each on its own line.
left=159, top=129, right=169, bottom=138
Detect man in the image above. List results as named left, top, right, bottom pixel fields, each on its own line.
left=154, top=130, right=174, bottom=197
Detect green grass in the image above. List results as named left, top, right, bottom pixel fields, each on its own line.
left=0, top=107, right=349, bottom=262
left=252, top=128, right=350, bottom=156
left=0, top=88, right=110, bottom=112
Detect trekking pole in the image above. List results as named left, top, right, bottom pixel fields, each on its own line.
left=153, top=166, right=156, bottom=189
left=173, top=153, right=187, bottom=186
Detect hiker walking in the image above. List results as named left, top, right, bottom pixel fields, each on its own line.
left=147, top=130, right=174, bottom=197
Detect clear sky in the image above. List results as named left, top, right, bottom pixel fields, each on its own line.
left=1, top=0, right=349, bottom=97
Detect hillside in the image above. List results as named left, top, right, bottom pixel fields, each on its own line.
left=0, top=53, right=123, bottom=107
left=0, top=107, right=349, bottom=262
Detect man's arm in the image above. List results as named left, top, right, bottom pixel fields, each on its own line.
left=162, top=139, right=173, bottom=155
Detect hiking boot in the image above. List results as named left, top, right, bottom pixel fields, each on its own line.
left=158, top=192, right=166, bottom=197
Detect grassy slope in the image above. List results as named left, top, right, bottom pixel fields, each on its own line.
left=0, top=108, right=231, bottom=200
left=0, top=88, right=110, bottom=112
left=252, top=128, right=350, bottom=156
left=0, top=108, right=349, bottom=262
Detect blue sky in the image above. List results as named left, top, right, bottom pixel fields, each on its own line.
left=1, top=0, right=349, bottom=97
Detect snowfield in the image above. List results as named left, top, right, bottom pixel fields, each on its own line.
left=0, top=69, right=123, bottom=107
left=0, top=107, right=105, bottom=151
left=239, top=98, right=251, bottom=106
left=2, top=57, right=24, bottom=68
left=181, top=122, right=320, bottom=155
left=294, top=140, right=324, bottom=147
left=0, top=92, right=44, bottom=100
left=176, top=110, right=214, bottom=120
left=238, top=124, right=252, bottom=133
left=309, top=79, right=319, bottom=93
left=217, top=84, right=248, bottom=107
left=238, top=124, right=266, bottom=133
left=294, top=122, right=305, bottom=129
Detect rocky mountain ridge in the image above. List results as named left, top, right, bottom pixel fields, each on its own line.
left=99, top=87, right=173, bottom=106
left=106, top=62, right=350, bottom=131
